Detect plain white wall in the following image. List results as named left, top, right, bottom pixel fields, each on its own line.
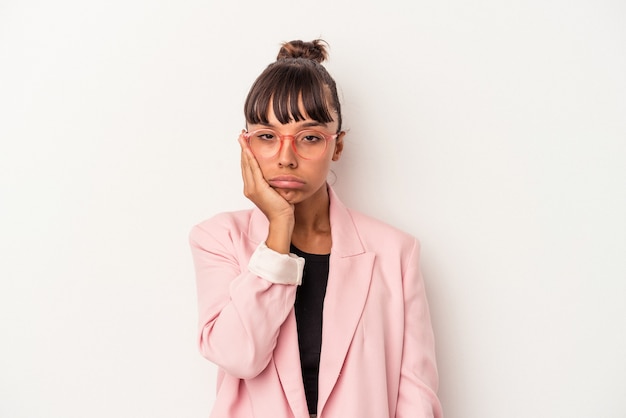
left=1, top=0, right=625, bottom=417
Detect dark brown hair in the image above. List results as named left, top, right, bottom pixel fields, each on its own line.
left=244, top=39, right=342, bottom=132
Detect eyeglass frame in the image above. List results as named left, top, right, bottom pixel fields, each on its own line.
left=243, top=128, right=339, bottom=160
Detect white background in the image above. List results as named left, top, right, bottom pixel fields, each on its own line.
left=1, top=1, right=625, bottom=417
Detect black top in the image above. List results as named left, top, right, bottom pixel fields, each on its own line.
left=291, top=244, right=330, bottom=415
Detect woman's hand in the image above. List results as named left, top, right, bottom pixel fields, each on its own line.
left=239, top=133, right=294, bottom=253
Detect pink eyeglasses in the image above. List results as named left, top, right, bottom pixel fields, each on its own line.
left=243, top=128, right=338, bottom=160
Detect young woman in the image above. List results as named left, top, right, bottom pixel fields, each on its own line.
left=190, top=39, right=443, bottom=418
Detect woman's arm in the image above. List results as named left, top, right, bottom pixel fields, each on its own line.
left=396, top=239, right=443, bottom=418
left=189, top=223, right=301, bottom=379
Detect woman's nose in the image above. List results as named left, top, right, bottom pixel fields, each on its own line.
left=277, top=137, right=298, bottom=167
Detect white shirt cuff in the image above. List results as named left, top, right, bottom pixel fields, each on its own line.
left=248, top=242, right=305, bottom=285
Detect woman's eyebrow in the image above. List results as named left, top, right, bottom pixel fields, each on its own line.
left=252, top=121, right=328, bottom=129
left=300, top=121, right=327, bottom=128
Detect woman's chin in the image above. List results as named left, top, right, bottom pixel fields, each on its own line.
left=275, top=188, right=302, bottom=204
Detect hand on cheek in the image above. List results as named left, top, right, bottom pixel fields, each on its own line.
left=238, top=133, right=295, bottom=225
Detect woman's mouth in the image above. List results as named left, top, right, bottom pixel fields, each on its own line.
left=267, top=176, right=306, bottom=189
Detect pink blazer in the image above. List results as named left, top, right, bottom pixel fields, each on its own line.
left=189, top=187, right=442, bottom=418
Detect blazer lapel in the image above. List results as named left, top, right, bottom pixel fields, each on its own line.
left=246, top=187, right=375, bottom=416
left=273, top=311, right=310, bottom=418
left=317, top=187, right=375, bottom=413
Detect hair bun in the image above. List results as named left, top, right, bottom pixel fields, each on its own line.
left=276, top=39, right=329, bottom=64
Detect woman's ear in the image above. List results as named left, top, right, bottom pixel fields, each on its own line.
left=332, top=131, right=346, bottom=161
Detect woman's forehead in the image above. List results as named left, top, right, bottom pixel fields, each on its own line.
left=260, top=97, right=337, bottom=127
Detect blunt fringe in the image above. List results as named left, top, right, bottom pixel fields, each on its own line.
left=244, top=58, right=342, bottom=132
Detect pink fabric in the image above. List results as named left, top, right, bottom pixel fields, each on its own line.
left=189, top=187, right=443, bottom=418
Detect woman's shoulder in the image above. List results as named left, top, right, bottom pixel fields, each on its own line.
left=189, top=209, right=255, bottom=242
left=346, top=207, right=419, bottom=249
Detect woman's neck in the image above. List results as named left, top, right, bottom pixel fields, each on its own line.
left=291, top=185, right=332, bottom=253
left=294, top=185, right=330, bottom=232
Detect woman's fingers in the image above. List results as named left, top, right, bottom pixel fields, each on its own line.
left=239, top=132, right=267, bottom=198
left=237, top=133, right=294, bottom=220
left=239, top=133, right=262, bottom=193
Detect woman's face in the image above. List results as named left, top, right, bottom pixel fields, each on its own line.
left=247, top=105, right=344, bottom=205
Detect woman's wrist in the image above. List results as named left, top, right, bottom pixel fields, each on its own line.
left=266, top=217, right=295, bottom=254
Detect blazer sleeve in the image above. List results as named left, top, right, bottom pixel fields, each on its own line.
left=396, top=239, right=443, bottom=418
left=189, top=221, right=300, bottom=379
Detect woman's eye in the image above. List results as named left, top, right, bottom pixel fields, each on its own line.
left=257, top=133, right=275, bottom=140
left=301, top=134, right=322, bottom=143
